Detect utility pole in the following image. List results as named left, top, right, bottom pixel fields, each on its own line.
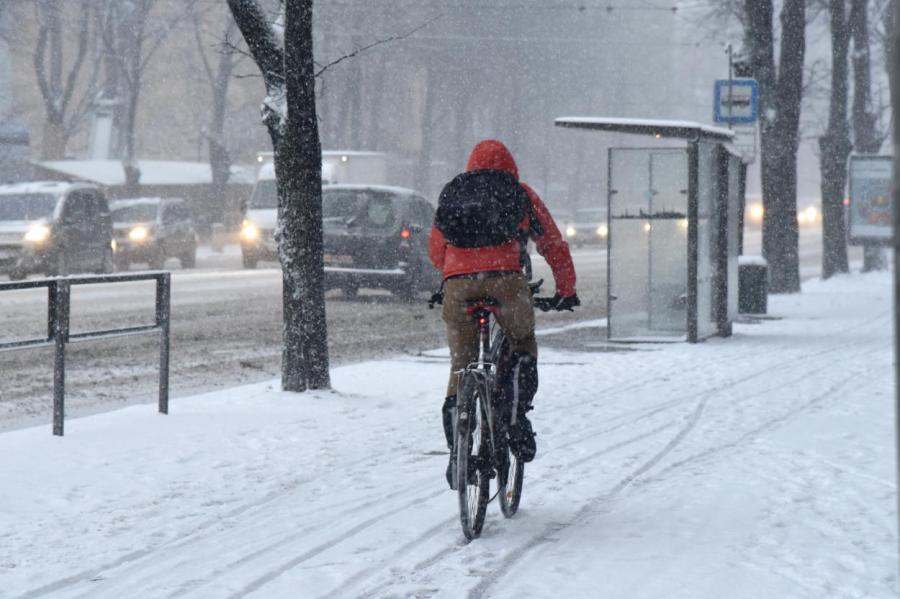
left=892, top=0, right=899, bottom=547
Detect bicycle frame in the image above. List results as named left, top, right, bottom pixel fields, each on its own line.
left=453, top=309, right=510, bottom=477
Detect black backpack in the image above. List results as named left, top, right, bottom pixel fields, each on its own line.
left=435, top=169, right=531, bottom=248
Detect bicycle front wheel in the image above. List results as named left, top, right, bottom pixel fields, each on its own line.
left=456, top=372, right=491, bottom=541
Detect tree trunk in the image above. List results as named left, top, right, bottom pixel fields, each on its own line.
left=849, top=0, right=887, bottom=272
left=283, top=0, right=330, bottom=390
left=207, top=26, right=235, bottom=231
left=819, top=0, right=852, bottom=279
left=40, top=118, right=66, bottom=160
left=416, top=64, right=436, bottom=193
left=746, top=0, right=805, bottom=294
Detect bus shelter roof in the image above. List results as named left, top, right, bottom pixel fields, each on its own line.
left=554, top=117, right=735, bottom=143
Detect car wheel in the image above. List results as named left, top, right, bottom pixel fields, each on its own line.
left=180, top=247, right=196, bottom=269
left=50, top=253, right=67, bottom=277
left=242, top=251, right=258, bottom=269
left=148, top=249, right=165, bottom=270
left=99, top=248, right=114, bottom=274
left=8, top=267, right=26, bottom=281
left=394, top=278, right=417, bottom=302
left=115, top=255, right=130, bottom=272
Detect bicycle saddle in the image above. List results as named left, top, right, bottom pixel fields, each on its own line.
left=465, top=297, right=501, bottom=318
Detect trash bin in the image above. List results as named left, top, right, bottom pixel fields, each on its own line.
left=738, top=256, right=768, bottom=314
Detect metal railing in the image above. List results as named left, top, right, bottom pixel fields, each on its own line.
left=0, top=272, right=171, bottom=435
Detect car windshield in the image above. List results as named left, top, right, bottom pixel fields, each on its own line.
left=112, top=204, right=158, bottom=223
left=0, top=193, right=57, bottom=221
left=322, top=189, right=396, bottom=229
left=250, top=180, right=277, bottom=209
left=574, top=208, right=606, bottom=223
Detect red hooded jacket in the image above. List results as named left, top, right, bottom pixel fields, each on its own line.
left=429, top=140, right=576, bottom=297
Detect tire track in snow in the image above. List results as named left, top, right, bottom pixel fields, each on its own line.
left=75, top=473, right=442, bottom=599
left=465, top=315, right=890, bottom=598
left=15, top=465, right=438, bottom=598
left=352, top=311, right=889, bottom=597
left=324, top=311, right=893, bottom=597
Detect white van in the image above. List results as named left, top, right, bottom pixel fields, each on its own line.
left=239, top=151, right=388, bottom=268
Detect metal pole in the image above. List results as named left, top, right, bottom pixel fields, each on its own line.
left=891, top=0, right=899, bottom=559
left=157, top=273, right=171, bottom=414
left=52, top=280, right=70, bottom=436
left=687, top=142, right=699, bottom=343
left=727, top=43, right=734, bottom=130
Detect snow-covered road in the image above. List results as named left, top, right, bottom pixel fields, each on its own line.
left=1, top=271, right=895, bottom=598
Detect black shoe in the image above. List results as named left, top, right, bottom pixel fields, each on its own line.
left=509, top=413, right=536, bottom=462
left=445, top=452, right=479, bottom=490
left=446, top=453, right=457, bottom=490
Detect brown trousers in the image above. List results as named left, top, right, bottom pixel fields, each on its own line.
left=442, top=272, right=537, bottom=397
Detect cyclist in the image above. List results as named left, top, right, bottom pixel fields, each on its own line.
left=429, top=139, right=579, bottom=488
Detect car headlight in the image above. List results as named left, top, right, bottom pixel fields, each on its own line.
left=129, top=225, right=150, bottom=241
left=241, top=220, right=260, bottom=241
left=798, top=205, right=819, bottom=225
left=24, top=224, right=51, bottom=243
left=748, top=202, right=764, bottom=223
left=596, top=224, right=608, bottom=237
left=565, top=226, right=576, bottom=238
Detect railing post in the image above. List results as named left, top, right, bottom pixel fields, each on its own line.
left=52, top=280, right=70, bottom=436
left=156, top=273, right=171, bottom=414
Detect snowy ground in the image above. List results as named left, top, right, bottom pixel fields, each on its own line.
left=1, top=271, right=896, bottom=598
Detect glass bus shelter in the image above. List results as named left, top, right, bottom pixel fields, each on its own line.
left=555, top=118, right=742, bottom=343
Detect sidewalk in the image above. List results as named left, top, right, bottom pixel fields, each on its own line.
left=0, top=272, right=896, bottom=598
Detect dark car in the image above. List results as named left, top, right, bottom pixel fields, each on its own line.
left=111, top=198, right=197, bottom=270
left=321, top=185, right=440, bottom=299
left=0, top=181, right=114, bottom=279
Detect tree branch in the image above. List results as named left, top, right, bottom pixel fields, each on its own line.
left=315, top=14, right=441, bottom=78
left=227, top=0, right=284, bottom=91
left=59, top=4, right=91, bottom=117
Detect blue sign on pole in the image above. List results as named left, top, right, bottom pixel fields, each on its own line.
left=714, top=79, right=759, bottom=125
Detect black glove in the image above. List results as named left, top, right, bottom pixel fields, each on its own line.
left=550, top=293, right=580, bottom=311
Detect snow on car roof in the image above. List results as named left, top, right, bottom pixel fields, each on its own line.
left=37, top=160, right=256, bottom=187
left=110, top=197, right=183, bottom=208
left=323, top=183, right=420, bottom=196
left=0, top=180, right=93, bottom=195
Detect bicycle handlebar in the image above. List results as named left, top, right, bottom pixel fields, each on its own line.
left=427, top=277, right=577, bottom=313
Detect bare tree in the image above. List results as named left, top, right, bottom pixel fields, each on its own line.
left=850, top=0, right=889, bottom=271
left=745, top=0, right=807, bottom=293
left=99, top=0, right=198, bottom=195
left=819, top=0, right=852, bottom=278
left=31, top=0, right=103, bottom=159
left=191, top=7, right=240, bottom=234
left=228, top=0, right=330, bottom=392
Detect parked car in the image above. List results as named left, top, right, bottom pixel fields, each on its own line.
left=0, top=181, right=114, bottom=279
left=110, top=197, right=197, bottom=270
left=564, top=206, right=608, bottom=247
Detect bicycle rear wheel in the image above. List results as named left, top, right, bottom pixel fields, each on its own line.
left=456, top=373, right=491, bottom=541
left=498, top=449, right=524, bottom=517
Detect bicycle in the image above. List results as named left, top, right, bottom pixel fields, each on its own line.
left=429, top=281, right=557, bottom=540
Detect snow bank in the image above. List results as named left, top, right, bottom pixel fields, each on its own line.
left=0, top=273, right=896, bottom=598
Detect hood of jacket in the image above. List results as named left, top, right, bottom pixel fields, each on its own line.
left=465, top=140, right=519, bottom=180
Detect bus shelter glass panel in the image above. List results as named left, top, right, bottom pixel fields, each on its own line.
left=608, top=148, right=687, bottom=340
left=695, top=141, right=719, bottom=340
